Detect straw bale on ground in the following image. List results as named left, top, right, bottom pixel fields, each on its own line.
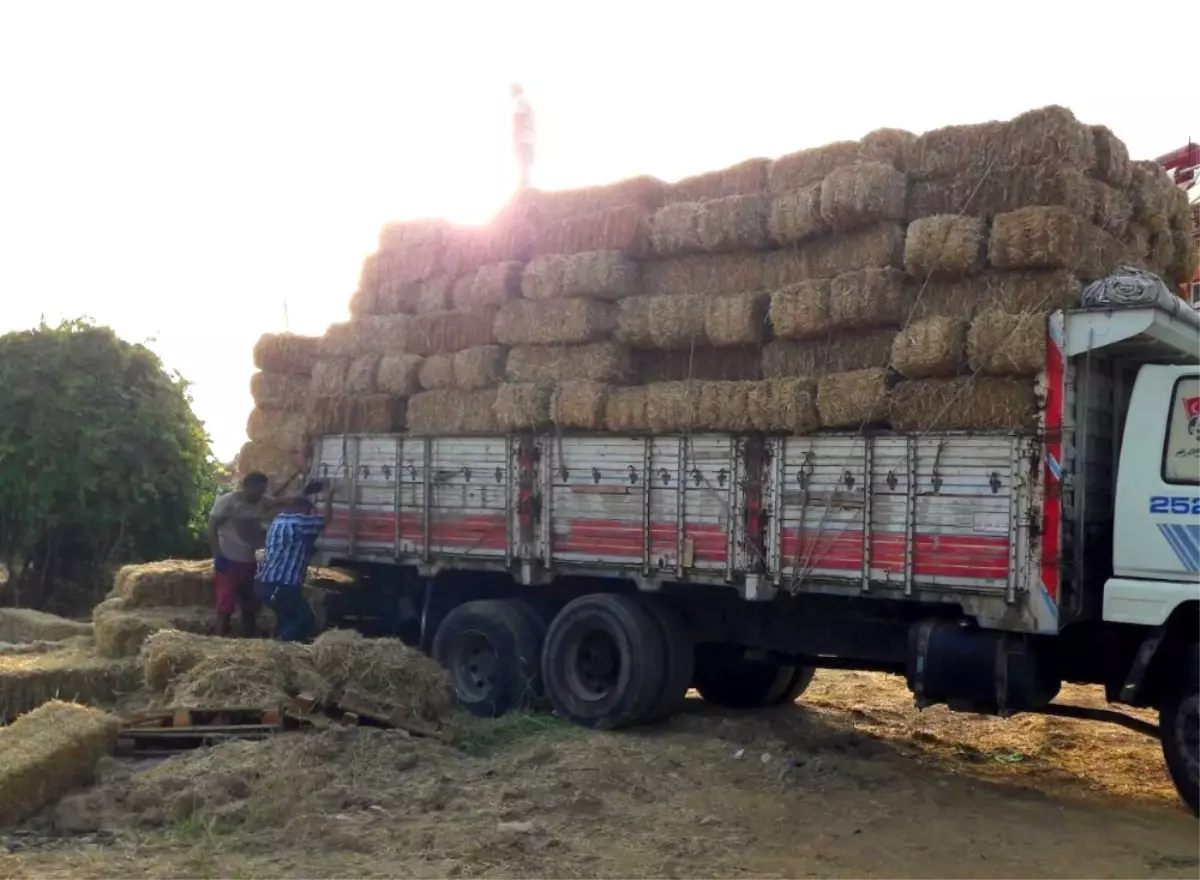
left=0, top=609, right=91, bottom=645
left=890, top=377, right=1037, bottom=432
left=703, top=292, right=769, bottom=346
left=552, top=382, right=609, bottom=429
left=405, top=309, right=497, bottom=356
left=407, top=390, right=500, bottom=434
left=494, top=384, right=553, bottom=430
left=250, top=372, right=310, bottom=411
left=452, top=345, right=506, bottom=390
left=641, top=253, right=763, bottom=298
left=522, top=251, right=638, bottom=300
left=829, top=268, right=906, bottom=329
left=803, top=222, right=905, bottom=279
left=770, top=280, right=831, bottom=339
left=650, top=202, right=705, bottom=255
left=817, top=369, right=890, bottom=427
left=1090, top=125, right=1131, bottom=188
left=768, top=183, right=825, bottom=245
left=253, top=334, right=320, bottom=375
left=605, top=387, right=650, bottom=431
left=376, top=354, right=423, bottom=396
left=495, top=299, right=616, bottom=346
left=696, top=194, right=770, bottom=252
left=904, top=215, right=985, bottom=279
left=310, top=359, right=348, bottom=396
left=506, top=343, right=632, bottom=384
left=665, top=158, right=770, bottom=204
left=246, top=408, right=306, bottom=448
left=138, top=629, right=317, bottom=698
left=93, top=600, right=214, bottom=659
left=988, top=206, right=1086, bottom=271
left=0, top=701, right=119, bottom=826
left=634, top=346, right=761, bottom=382
left=110, top=560, right=214, bottom=609
left=909, top=270, right=1081, bottom=321
left=345, top=355, right=381, bottom=394
left=1128, top=161, right=1173, bottom=231
left=747, top=379, right=819, bottom=432
left=819, top=162, right=907, bottom=232
left=857, top=128, right=916, bottom=170
left=455, top=262, right=523, bottom=309
left=967, top=311, right=1047, bottom=377
left=768, top=141, right=860, bottom=193
left=418, top=354, right=454, bottom=390
left=0, top=646, right=138, bottom=722
left=761, top=328, right=896, bottom=379
left=907, top=166, right=1096, bottom=220
left=891, top=317, right=968, bottom=379
left=530, top=204, right=650, bottom=258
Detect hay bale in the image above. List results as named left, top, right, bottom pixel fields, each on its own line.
left=650, top=202, right=705, bottom=255
left=829, top=268, right=906, bottom=329
left=93, top=602, right=215, bottom=659
left=376, top=353, right=423, bottom=396
left=407, top=390, right=500, bottom=434
left=696, top=194, right=770, bottom=252
left=817, top=369, right=889, bottom=428
left=235, top=440, right=300, bottom=484
left=857, top=128, right=916, bottom=170
left=890, top=377, right=1037, bottom=432
left=988, top=206, right=1086, bottom=271
left=910, top=270, right=1081, bottom=320
left=605, top=386, right=650, bottom=431
left=770, top=280, right=831, bottom=340
left=494, top=299, right=616, bottom=346
left=1128, top=161, right=1173, bottom=231
left=704, top=292, right=768, bottom=346
left=644, top=293, right=707, bottom=350
left=759, top=248, right=808, bottom=291
left=1148, top=229, right=1176, bottom=278
left=320, top=317, right=410, bottom=358
left=891, top=317, right=968, bottom=379
left=644, top=382, right=695, bottom=431
left=768, top=334, right=898, bottom=380
left=110, top=560, right=214, bottom=609
left=522, top=251, right=639, bottom=300
left=665, top=157, right=770, bottom=204
left=551, top=382, right=608, bottom=429
left=761, top=339, right=824, bottom=379
left=967, top=310, right=1047, bottom=377
left=250, top=372, right=309, bottom=411
left=768, top=141, right=860, bottom=193
left=246, top=408, right=306, bottom=448
left=506, top=342, right=632, bottom=384
left=906, top=119, right=1006, bottom=180
left=456, top=261, right=523, bottom=309
left=0, top=646, right=138, bottom=722
left=904, top=215, right=986, bottom=279
left=405, top=309, right=497, bottom=356
left=908, top=166, right=1096, bottom=221
left=351, top=395, right=407, bottom=432
left=641, top=253, right=763, bottom=298
left=747, top=379, right=819, bottom=432
left=138, top=629, right=315, bottom=697
left=310, top=359, right=348, bottom=396
left=345, top=355, right=380, bottom=394
left=253, top=334, right=319, bottom=375
left=0, top=610, right=91, bottom=645
left=453, top=345, right=506, bottom=390
left=634, top=346, right=761, bottom=382
left=494, top=384, right=552, bottom=430
left=694, top=381, right=754, bottom=431
left=803, top=222, right=905, bottom=278
left=305, top=397, right=352, bottom=436
left=405, top=275, right=456, bottom=314
left=1090, top=125, right=1131, bottom=188
left=379, top=217, right=447, bottom=252
left=530, top=204, right=650, bottom=258
left=1091, top=181, right=1133, bottom=238
left=767, top=183, right=825, bottom=245
left=418, top=353, right=454, bottom=390
left=613, top=297, right=655, bottom=349
left=1174, top=226, right=1200, bottom=289
left=531, top=176, right=665, bottom=226
left=819, top=162, right=907, bottom=232
left=0, top=701, right=119, bottom=826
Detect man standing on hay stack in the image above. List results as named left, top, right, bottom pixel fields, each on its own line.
left=255, top=485, right=336, bottom=642
left=511, top=83, right=535, bottom=189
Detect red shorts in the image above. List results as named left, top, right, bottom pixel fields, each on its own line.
left=214, top=561, right=259, bottom=615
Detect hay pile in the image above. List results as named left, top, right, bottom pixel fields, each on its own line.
left=108, top=560, right=214, bottom=608
left=0, top=641, right=138, bottom=722
left=244, top=333, right=319, bottom=486
left=0, top=609, right=91, bottom=645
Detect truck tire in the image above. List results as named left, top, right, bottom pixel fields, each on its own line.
left=431, top=599, right=543, bottom=718
left=768, top=665, right=816, bottom=706
left=639, top=597, right=695, bottom=722
left=541, top=593, right=666, bottom=730
left=693, top=654, right=797, bottom=709
left=1160, top=643, right=1199, bottom=816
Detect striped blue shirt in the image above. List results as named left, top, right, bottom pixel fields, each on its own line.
left=257, top=513, right=326, bottom=587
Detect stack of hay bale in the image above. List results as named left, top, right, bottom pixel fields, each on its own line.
left=242, top=332, right=320, bottom=485
left=295, top=105, right=1194, bottom=439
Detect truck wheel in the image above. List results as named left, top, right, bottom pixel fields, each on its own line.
left=768, top=665, right=816, bottom=706
left=639, top=597, right=695, bottom=722
left=541, top=593, right=666, bottom=729
left=431, top=600, right=543, bottom=718
left=1160, top=644, right=1199, bottom=816
left=694, top=654, right=796, bottom=709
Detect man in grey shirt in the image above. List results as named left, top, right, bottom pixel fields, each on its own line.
left=208, top=472, right=274, bottom=636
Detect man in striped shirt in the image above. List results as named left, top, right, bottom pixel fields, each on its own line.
left=256, top=485, right=336, bottom=642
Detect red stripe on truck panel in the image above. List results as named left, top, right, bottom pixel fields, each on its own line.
left=556, top=520, right=727, bottom=563
left=326, top=511, right=508, bottom=551
left=779, top=530, right=1011, bottom=579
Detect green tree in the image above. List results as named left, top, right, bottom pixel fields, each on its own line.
left=0, top=319, right=219, bottom=612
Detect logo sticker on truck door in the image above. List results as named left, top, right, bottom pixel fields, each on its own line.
left=1163, top=378, right=1200, bottom=484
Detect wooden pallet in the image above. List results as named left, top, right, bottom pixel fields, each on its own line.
left=117, top=706, right=287, bottom=754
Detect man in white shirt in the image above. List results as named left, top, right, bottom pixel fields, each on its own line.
left=208, top=472, right=275, bottom=636
left=510, top=83, right=535, bottom=189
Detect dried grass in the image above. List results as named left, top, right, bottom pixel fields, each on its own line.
left=551, top=382, right=609, bottom=429
left=819, top=162, right=907, bottom=232
left=889, top=377, right=1037, bottom=432
left=829, top=268, right=906, bottom=329
left=320, top=318, right=410, bottom=358
left=907, top=166, right=1096, bottom=220
left=650, top=202, right=705, bottom=255
left=522, top=251, right=639, bottom=300
left=634, top=346, right=762, bottom=382
left=665, top=158, right=770, bottom=204
left=988, top=206, right=1085, bottom=271
left=407, top=390, right=500, bottom=434
left=759, top=248, right=808, bottom=290
left=904, top=215, right=986, bottom=279
left=696, top=195, right=770, bottom=252
left=767, top=328, right=895, bottom=376
left=768, top=183, right=825, bottom=245
left=0, top=645, right=137, bottom=722
left=376, top=354, right=424, bottom=396
left=253, top=334, right=319, bottom=375
left=494, top=384, right=553, bottom=430
left=139, top=629, right=319, bottom=702
left=235, top=440, right=301, bottom=484
left=495, top=299, right=616, bottom=346
left=345, top=355, right=381, bottom=394
left=407, top=275, right=456, bottom=314
left=456, top=262, right=523, bottom=309
left=418, top=354, right=454, bottom=390
left=857, top=128, right=916, bottom=170
left=310, top=359, right=348, bottom=397
left=246, top=408, right=307, bottom=449
left=0, top=701, right=118, bottom=826
left=0, top=609, right=91, bottom=645
left=506, top=342, right=632, bottom=384
left=967, top=310, right=1047, bottom=377
left=452, top=345, right=507, bottom=390
left=803, top=222, right=905, bottom=278
left=640, top=253, right=764, bottom=298
left=249, top=372, right=309, bottom=412
left=761, top=339, right=824, bottom=379
left=704, top=292, right=768, bottom=346
left=770, top=279, right=831, bottom=340
left=605, top=387, right=650, bottom=432
left=644, top=382, right=694, bottom=431
left=747, top=378, right=819, bottom=432
left=768, top=141, right=860, bottom=193
left=1090, top=125, right=1131, bottom=188
left=891, top=317, right=968, bottom=379
left=405, top=309, right=497, bottom=356
left=644, top=293, right=706, bottom=350
left=93, top=601, right=214, bottom=659
left=350, top=395, right=407, bottom=433
left=305, top=397, right=352, bottom=436
left=1090, top=181, right=1132, bottom=238
left=530, top=204, right=650, bottom=258
left=531, top=177, right=665, bottom=226
left=909, top=270, right=1081, bottom=321
left=1128, top=161, right=1173, bottom=231
left=110, top=560, right=214, bottom=609
left=378, top=218, right=448, bottom=252
left=817, top=368, right=890, bottom=428
left=693, top=381, right=754, bottom=431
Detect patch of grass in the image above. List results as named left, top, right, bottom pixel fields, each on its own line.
left=455, top=710, right=576, bottom=756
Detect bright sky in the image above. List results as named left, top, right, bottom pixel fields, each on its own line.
left=0, top=0, right=1188, bottom=461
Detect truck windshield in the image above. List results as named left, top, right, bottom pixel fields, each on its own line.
left=1163, top=376, right=1200, bottom=485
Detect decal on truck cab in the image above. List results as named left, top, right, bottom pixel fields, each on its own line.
left=1158, top=523, right=1200, bottom=572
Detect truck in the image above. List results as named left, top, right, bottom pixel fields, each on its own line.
left=306, top=297, right=1200, bottom=813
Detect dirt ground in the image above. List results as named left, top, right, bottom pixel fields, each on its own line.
left=1, top=670, right=1196, bottom=880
